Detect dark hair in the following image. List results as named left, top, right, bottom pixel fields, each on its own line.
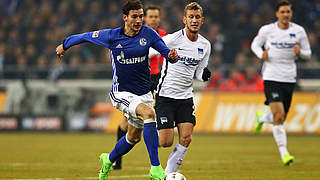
left=275, top=0, right=291, bottom=11
left=122, top=0, right=143, bottom=15
left=144, top=6, right=160, bottom=16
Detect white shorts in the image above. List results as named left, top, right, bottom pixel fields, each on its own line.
left=109, top=91, right=154, bottom=128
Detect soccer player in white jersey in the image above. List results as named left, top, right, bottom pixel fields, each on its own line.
left=251, top=0, right=311, bottom=166
left=150, top=2, right=211, bottom=173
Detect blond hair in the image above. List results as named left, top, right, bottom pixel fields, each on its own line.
left=184, top=2, right=203, bottom=16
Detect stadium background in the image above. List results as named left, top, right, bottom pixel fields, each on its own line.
left=0, top=0, right=319, bottom=133
left=0, top=0, right=320, bottom=179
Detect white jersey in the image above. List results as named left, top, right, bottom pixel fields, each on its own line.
left=150, top=28, right=211, bottom=99
left=251, top=22, right=311, bottom=83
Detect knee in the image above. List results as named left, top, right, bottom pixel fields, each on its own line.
left=160, top=140, right=174, bottom=148
left=127, top=135, right=141, bottom=144
left=142, top=109, right=155, bottom=120
left=273, top=112, right=285, bottom=125
left=179, top=135, right=192, bottom=147
left=158, top=130, right=174, bottom=147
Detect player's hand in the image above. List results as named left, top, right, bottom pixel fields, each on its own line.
left=168, top=49, right=179, bottom=61
left=261, top=49, right=268, bottom=61
left=56, top=44, right=66, bottom=59
left=293, top=42, right=300, bottom=56
left=202, top=67, right=211, bottom=81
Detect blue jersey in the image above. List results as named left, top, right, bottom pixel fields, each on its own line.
left=63, top=25, right=174, bottom=95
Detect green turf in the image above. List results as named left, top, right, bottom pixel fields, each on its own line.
left=0, top=133, right=319, bottom=179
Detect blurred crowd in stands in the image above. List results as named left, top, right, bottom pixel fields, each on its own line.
left=0, top=0, right=319, bottom=91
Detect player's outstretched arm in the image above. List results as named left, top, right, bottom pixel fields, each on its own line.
left=148, top=47, right=160, bottom=57
left=148, top=46, right=178, bottom=62
left=148, top=45, right=178, bottom=62
left=61, top=30, right=111, bottom=52
left=151, top=35, right=178, bottom=63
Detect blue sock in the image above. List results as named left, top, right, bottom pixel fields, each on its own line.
left=143, top=122, right=160, bottom=166
left=109, top=135, right=134, bottom=163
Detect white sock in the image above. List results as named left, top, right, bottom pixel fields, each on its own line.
left=165, top=143, right=188, bottom=174
left=272, top=125, right=289, bottom=158
left=259, top=112, right=273, bottom=124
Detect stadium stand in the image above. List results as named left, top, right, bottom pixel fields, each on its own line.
left=0, top=0, right=319, bottom=90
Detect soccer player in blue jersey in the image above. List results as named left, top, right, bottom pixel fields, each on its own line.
left=56, top=0, right=178, bottom=179
left=112, top=5, right=167, bottom=170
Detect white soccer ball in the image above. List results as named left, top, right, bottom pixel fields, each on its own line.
left=165, top=172, right=187, bottom=180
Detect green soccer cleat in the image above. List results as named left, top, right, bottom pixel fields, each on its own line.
left=99, top=153, right=112, bottom=180
left=149, top=165, right=166, bottom=180
left=254, top=110, right=264, bottom=134
left=282, top=153, right=294, bottom=166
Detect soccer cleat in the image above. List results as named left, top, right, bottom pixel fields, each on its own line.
left=112, top=157, right=122, bottom=170
left=99, top=153, right=112, bottom=180
left=282, top=153, right=294, bottom=166
left=149, top=165, right=166, bottom=180
left=254, top=110, right=264, bottom=134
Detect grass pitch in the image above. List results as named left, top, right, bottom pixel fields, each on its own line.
left=0, top=133, right=319, bottom=180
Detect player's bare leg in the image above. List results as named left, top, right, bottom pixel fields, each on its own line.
left=270, top=102, right=294, bottom=166
left=165, top=123, right=193, bottom=173
left=159, top=129, right=174, bottom=148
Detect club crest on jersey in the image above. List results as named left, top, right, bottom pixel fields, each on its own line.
left=139, top=38, right=147, bottom=46
left=272, top=92, right=279, bottom=99
left=198, top=48, right=204, bottom=56
left=92, top=31, right=100, bottom=38
left=289, top=33, right=296, bottom=38
left=160, top=117, right=168, bottom=124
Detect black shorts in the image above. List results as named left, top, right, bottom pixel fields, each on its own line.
left=264, top=80, right=296, bottom=113
left=155, top=95, right=196, bottom=130
left=150, top=73, right=161, bottom=93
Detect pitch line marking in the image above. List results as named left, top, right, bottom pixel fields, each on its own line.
left=0, top=174, right=149, bottom=180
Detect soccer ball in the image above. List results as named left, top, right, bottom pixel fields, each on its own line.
left=165, top=172, right=187, bottom=180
